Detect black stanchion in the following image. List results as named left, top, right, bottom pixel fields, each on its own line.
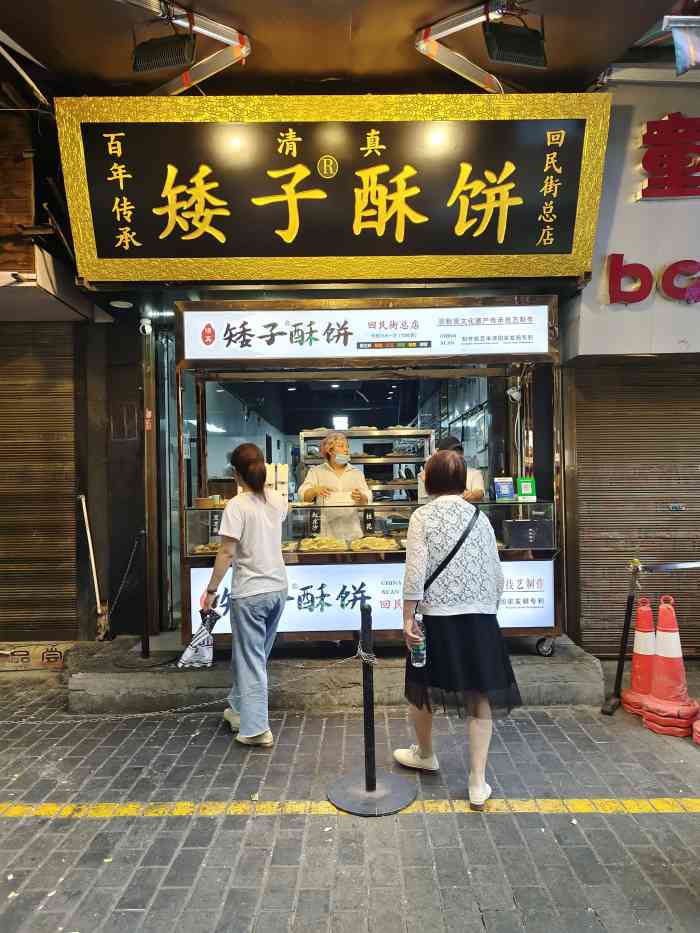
left=327, top=604, right=417, bottom=817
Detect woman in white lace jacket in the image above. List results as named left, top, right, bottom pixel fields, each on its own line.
left=393, top=450, right=521, bottom=810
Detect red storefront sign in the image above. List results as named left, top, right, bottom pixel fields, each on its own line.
left=607, top=253, right=700, bottom=304
left=640, top=112, right=700, bottom=200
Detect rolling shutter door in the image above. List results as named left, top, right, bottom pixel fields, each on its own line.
left=0, top=324, right=78, bottom=640
left=573, top=366, right=700, bottom=656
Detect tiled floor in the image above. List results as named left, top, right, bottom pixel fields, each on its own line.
left=0, top=680, right=699, bottom=932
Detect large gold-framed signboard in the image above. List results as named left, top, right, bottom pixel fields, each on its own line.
left=55, top=93, right=610, bottom=283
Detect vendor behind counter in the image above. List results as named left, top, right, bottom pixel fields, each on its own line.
left=418, top=434, right=485, bottom=503
left=298, top=431, right=372, bottom=540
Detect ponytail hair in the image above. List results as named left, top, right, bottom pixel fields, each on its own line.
left=230, top=443, right=267, bottom=497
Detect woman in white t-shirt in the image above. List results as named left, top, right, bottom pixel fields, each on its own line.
left=202, top=444, right=288, bottom=747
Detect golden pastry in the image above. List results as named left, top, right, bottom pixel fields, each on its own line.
left=299, top=536, right=346, bottom=551
left=350, top=536, right=400, bottom=552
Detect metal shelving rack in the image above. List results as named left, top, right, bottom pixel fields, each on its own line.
left=299, top=427, right=435, bottom=493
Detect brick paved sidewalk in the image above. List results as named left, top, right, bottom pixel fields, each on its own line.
left=0, top=681, right=699, bottom=933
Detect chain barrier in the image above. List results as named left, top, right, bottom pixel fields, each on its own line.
left=105, top=531, right=144, bottom=632
left=0, top=651, right=399, bottom=728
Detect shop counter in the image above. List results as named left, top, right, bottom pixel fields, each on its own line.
left=185, top=502, right=559, bottom=640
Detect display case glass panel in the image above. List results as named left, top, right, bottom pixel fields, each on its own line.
left=184, top=501, right=555, bottom=558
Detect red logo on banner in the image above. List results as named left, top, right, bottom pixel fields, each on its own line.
left=201, top=323, right=216, bottom=346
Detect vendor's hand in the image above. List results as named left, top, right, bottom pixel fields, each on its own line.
left=351, top=489, right=368, bottom=505
left=317, top=486, right=333, bottom=499
left=201, top=590, right=218, bottom=612
left=403, top=616, right=423, bottom=650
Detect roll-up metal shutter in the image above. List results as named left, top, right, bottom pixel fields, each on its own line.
left=0, top=324, right=77, bottom=640
left=571, top=366, right=700, bottom=656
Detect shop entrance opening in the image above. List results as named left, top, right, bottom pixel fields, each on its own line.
left=177, top=297, right=562, bottom=645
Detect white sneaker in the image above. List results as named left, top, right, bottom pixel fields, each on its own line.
left=393, top=744, right=439, bottom=772
left=468, top=781, right=492, bottom=811
left=236, top=729, right=274, bottom=747
left=223, top=708, right=240, bottom=733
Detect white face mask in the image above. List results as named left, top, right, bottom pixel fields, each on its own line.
left=334, top=452, right=350, bottom=465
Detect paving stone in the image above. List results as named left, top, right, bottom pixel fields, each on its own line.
left=499, top=846, right=540, bottom=886
left=331, top=911, right=369, bottom=933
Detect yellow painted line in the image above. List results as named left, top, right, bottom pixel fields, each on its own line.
left=0, top=798, right=699, bottom=820
left=591, top=799, right=626, bottom=813
left=536, top=799, right=568, bottom=813
left=565, top=799, right=598, bottom=813
left=622, top=799, right=656, bottom=814
left=650, top=798, right=686, bottom=813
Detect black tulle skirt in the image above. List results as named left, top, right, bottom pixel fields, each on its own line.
left=405, top=613, right=522, bottom=719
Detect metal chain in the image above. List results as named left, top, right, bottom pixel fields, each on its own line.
left=108, top=532, right=145, bottom=625
left=0, top=653, right=393, bottom=727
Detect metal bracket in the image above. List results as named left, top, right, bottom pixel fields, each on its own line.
left=415, top=2, right=507, bottom=93
left=112, top=0, right=251, bottom=95
left=150, top=38, right=250, bottom=95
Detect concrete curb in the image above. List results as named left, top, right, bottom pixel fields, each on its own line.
left=68, top=636, right=604, bottom=714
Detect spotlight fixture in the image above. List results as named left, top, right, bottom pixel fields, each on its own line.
left=287, top=386, right=297, bottom=392
left=483, top=8, right=547, bottom=69
left=109, top=299, right=134, bottom=309
left=331, top=383, right=340, bottom=389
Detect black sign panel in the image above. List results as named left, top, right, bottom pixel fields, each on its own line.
left=55, top=95, right=611, bottom=281
left=81, top=118, right=584, bottom=259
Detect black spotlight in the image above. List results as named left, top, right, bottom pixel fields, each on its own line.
left=483, top=13, right=547, bottom=69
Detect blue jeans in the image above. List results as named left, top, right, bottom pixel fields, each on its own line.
left=228, top=589, right=287, bottom=737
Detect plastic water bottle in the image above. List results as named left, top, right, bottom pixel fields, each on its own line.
left=410, top=612, right=427, bottom=668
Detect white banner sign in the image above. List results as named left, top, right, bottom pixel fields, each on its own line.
left=184, top=306, right=549, bottom=361
left=190, top=560, right=554, bottom=634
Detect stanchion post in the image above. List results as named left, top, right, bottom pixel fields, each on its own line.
left=601, top=562, right=640, bottom=716
left=361, top=604, right=376, bottom=793
left=327, top=602, right=417, bottom=817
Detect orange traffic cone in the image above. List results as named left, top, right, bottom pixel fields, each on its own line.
left=643, top=596, right=699, bottom=734
left=643, top=718, right=693, bottom=738
left=621, top=597, right=655, bottom=716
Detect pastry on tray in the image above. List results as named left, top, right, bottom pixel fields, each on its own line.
left=351, top=536, right=400, bottom=551
left=193, top=543, right=219, bottom=554
left=299, top=536, right=346, bottom=552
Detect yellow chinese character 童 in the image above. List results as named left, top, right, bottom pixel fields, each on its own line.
left=540, top=174, right=562, bottom=198
left=360, top=129, right=387, bottom=159
left=447, top=160, right=524, bottom=245
left=546, top=129, right=566, bottom=148
left=251, top=164, right=327, bottom=244
left=103, top=132, right=126, bottom=158
left=536, top=225, right=555, bottom=247
left=153, top=164, right=231, bottom=244
left=353, top=164, right=428, bottom=244
left=112, top=196, right=136, bottom=224
left=277, top=128, right=303, bottom=158
left=544, top=151, right=563, bottom=175
left=106, top=163, right=132, bottom=192
left=538, top=201, right=557, bottom=224
left=115, top=226, right=142, bottom=251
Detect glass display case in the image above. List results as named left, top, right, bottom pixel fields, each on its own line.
left=184, top=501, right=556, bottom=561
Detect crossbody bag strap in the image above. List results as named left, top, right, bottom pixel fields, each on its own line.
left=424, top=506, right=480, bottom=593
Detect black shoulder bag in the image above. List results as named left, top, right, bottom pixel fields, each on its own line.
left=424, top=507, right=480, bottom=593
